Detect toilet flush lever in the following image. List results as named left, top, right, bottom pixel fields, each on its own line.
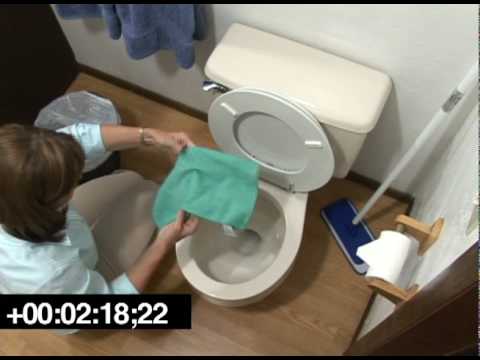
left=305, top=140, right=323, bottom=148
left=202, top=80, right=229, bottom=94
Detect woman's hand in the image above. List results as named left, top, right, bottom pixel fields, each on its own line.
left=153, top=210, right=199, bottom=252
left=143, top=129, right=195, bottom=155
left=127, top=210, right=199, bottom=292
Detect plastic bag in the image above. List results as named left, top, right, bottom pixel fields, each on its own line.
left=35, top=91, right=121, bottom=172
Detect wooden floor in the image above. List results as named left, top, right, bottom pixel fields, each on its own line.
left=0, top=73, right=409, bottom=356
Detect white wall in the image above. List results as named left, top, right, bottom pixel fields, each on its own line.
left=358, top=103, right=479, bottom=337
left=54, top=4, right=478, bottom=192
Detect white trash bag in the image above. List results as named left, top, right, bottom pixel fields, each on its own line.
left=35, top=91, right=121, bottom=173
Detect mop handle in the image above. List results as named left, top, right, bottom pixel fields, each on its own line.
left=352, top=64, right=478, bottom=225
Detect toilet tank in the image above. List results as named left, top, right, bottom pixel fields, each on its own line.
left=205, top=23, right=392, bottom=178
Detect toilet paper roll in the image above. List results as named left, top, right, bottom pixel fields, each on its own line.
left=357, top=230, right=417, bottom=285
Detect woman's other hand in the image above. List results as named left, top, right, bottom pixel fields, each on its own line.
left=153, top=210, right=199, bottom=252
left=162, top=132, right=195, bottom=155
left=127, top=210, right=199, bottom=292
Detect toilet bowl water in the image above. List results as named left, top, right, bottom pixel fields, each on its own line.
left=190, top=192, right=285, bottom=284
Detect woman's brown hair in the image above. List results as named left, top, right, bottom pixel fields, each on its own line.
left=0, top=124, right=85, bottom=243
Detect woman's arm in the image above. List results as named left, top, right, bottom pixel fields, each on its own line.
left=58, top=123, right=194, bottom=163
left=101, top=124, right=194, bottom=154
left=126, top=210, right=199, bottom=292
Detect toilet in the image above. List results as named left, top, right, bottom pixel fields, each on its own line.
left=176, top=23, right=392, bottom=306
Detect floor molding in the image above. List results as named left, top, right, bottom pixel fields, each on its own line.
left=346, top=172, right=415, bottom=214
left=78, top=63, right=208, bottom=122
left=348, top=293, right=378, bottom=351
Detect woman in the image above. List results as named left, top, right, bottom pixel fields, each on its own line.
left=0, top=122, right=199, bottom=295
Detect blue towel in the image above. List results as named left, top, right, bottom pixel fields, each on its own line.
left=56, top=4, right=206, bottom=69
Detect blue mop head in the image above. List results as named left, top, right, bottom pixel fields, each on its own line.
left=320, top=198, right=376, bottom=274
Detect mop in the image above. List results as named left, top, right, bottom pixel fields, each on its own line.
left=321, top=65, right=478, bottom=274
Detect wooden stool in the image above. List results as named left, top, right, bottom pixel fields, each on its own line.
left=366, top=214, right=445, bottom=305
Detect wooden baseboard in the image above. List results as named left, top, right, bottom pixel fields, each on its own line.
left=348, top=292, right=378, bottom=350
left=78, top=63, right=415, bottom=211
left=346, top=172, right=415, bottom=213
left=78, top=63, right=208, bottom=122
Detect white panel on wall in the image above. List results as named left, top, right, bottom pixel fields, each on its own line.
left=408, top=106, right=478, bottom=286
left=358, top=104, right=478, bottom=338
left=53, top=4, right=478, bottom=191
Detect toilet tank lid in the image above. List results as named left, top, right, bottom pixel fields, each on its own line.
left=205, top=23, right=392, bottom=134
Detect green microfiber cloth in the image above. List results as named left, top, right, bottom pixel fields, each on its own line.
left=153, top=146, right=260, bottom=229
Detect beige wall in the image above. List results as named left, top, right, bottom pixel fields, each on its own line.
left=54, top=4, right=478, bottom=192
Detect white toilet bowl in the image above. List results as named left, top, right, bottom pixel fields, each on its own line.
left=176, top=23, right=391, bottom=306
left=176, top=180, right=307, bottom=306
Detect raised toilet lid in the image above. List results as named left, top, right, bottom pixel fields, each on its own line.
left=208, top=88, right=335, bottom=192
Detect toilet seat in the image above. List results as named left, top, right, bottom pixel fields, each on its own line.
left=208, top=88, right=335, bottom=192
left=176, top=180, right=308, bottom=304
